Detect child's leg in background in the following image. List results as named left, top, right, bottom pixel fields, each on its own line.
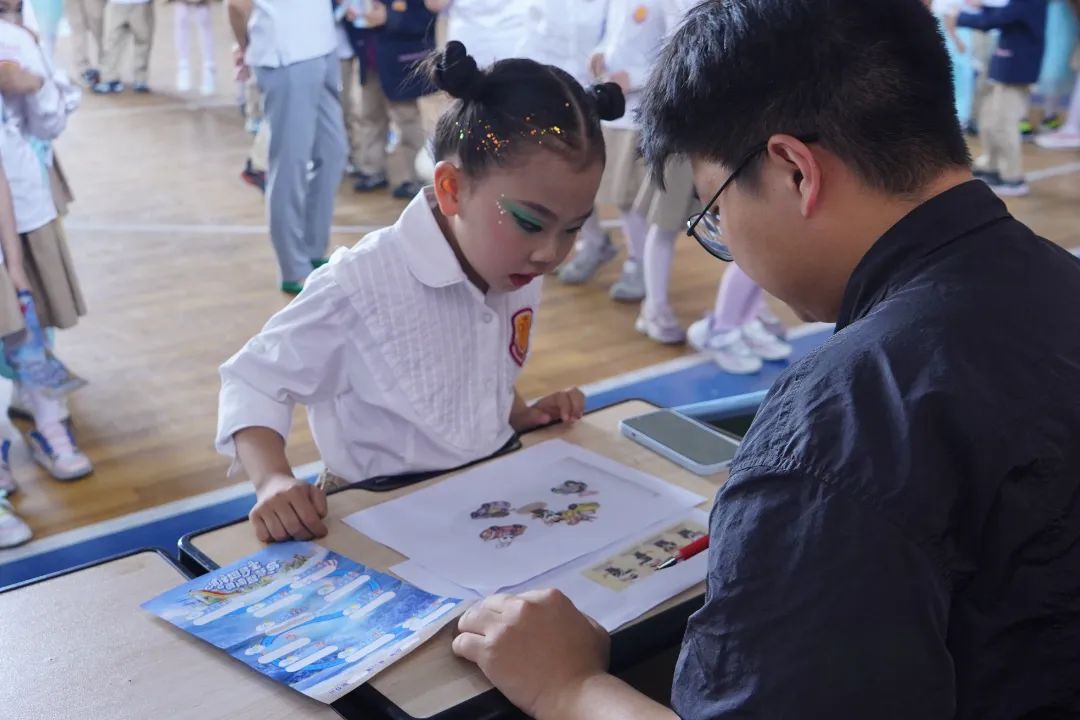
left=129, top=2, right=156, bottom=88
left=992, top=84, right=1032, bottom=182
left=947, top=25, right=976, bottom=127
left=68, top=0, right=107, bottom=79
left=339, top=58, right=364, bottom=171
left=174, top=2, right=192, bottom=90
left=356, top=74, right=392, bottom=183
left=386, top=99, right=425, bottom=190
left=976, top=82, right=1003, bottom=174
left=99, top=3, right=130, bottom=84
left=713, top=264, right=763, bottom=331
left=1037, top=0, right=1079, bottom=119
left=194, top=4, right=215, bottom=94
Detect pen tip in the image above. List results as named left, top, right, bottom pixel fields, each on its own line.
left=657, top=557, right=677, bottom=570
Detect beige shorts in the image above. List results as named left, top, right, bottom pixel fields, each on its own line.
left=596, top=126, right=647, bottom=209
left=632, top=157, right=698, bottom=233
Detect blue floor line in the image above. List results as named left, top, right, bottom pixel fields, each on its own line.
left=0, top=329, right=830, bottom=588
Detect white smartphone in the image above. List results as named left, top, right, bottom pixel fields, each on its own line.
left=619, top=410, right=741, bottom=476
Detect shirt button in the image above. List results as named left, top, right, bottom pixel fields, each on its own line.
left=483, top=313, right=494, bottom=323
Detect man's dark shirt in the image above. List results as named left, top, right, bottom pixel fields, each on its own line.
left=673, top=181, right=1080, bottom=719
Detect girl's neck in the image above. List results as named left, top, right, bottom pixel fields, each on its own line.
left=432, top=203, right=489, bottom=294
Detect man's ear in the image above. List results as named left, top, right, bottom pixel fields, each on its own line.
left=766, top=134, right=821, bottom=217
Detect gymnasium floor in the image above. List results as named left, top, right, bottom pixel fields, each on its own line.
left=1, top=9, right=1078, bottom=588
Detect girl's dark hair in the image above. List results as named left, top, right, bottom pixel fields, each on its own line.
left=424, top=41, right=625, bottom=177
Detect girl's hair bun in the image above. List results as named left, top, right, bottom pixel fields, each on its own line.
left=434, top=40, right=486, bottom=101
left=590, top=82, right=626, bottom=122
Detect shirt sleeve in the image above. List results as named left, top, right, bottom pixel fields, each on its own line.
left=673, top=468, right=956, bottom=720
left=215, top=272, right=356, bottom=465
left=956, top=4, right=1034, bottom=31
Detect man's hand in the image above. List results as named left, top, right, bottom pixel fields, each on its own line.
left=510, top=388, right=585, bottom=431
left=452, top=590, right=611, bottom=720
left=250, top=474, right=329, bottom=542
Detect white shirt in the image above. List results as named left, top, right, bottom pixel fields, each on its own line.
left=245, top=0, right=338, bottom=69
left=217, top=188, right=543, bottom=483
left=0, top=20, right=77, bottom=234
left=516, top=0, right=608, bottom=86
left=445, top=0, right=527, bottom=69
left=595, top=0, right=669, bottom=129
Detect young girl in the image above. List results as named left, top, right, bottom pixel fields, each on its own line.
left=0, top=10, right=92, bottom=481
left=169, top=0, right=219, bottom=95
left=217, top=41, right=625, bottom=543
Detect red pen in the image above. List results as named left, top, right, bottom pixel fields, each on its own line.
left=657, top=534, right=709, bottom=569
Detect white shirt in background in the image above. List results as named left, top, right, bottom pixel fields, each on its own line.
left=0, top=20, right=77, bottom=234
left=217, top=188, right=543, bottom=483
left=245, top=0, right=338, bottom=69
left=445, top=0, right=527, bottom=69
left=516, top=0, right=608, bottom=86
left=595, top=0, right=669, bottom=130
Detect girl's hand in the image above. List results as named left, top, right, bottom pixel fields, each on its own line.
left=588, top=52, right=606, bottom=80
left=7, top=263, right=31, bottom=292
left=0, top=61, right=44, bottom=95
left=511, top=388, right=586, bottom=431
left=250, top=474, right=329, bottom=542
left=365, top=0, right=388, bottom=27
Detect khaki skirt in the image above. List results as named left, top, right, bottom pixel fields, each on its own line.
left=0, top=219, right=88, bottom=332
left=49, top=157, right=75, bottom=218
left=596, top=126, right=647, bottom=210
left=632, top=156, right=699, bottom=233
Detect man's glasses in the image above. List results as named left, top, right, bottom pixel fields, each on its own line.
left=686, top=133, right=820, bottom=262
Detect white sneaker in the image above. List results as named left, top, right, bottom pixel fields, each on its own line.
left=741, top=318, right=793, bottom=361
left=1034, top=130, right=1080, bottom=150
left=634, top=305, right=686, bottom=345
left=687, top=317, right=763, bottom=374
left=0, top=497, right=32, bottom=548
left=0, top=438, right=16, bottom=495
left=176, top=63, right=192, bottom=92
left=8, top=383, right=71, bottom=423
left=200, top=66, right=215, bottom=96
left=609, top=259, right=646, bottom=302
left=557, top=235, right=617, bottom=284
left=28, top=422, right=93, bottom=481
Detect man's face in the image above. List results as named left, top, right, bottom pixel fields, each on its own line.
left=690, top=154, right=828, bottom=321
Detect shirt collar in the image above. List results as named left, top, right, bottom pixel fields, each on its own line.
left=396, top=187, right=471, bottom=289
left=835, top=180, right=1012, bottom=331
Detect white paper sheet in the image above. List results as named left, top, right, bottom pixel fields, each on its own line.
left=345, top=440, right=705, bottom=595
left=391, top=509, right=711, bottom=632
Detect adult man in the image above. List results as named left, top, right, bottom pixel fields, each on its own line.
left=450, top=1, right=1080, bottom=718
left=227, top=0, right=347, bottom=294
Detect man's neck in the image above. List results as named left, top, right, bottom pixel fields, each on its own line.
left=816, top=168, right=974, bottom=321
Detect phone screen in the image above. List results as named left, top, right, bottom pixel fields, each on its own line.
left=623, top=411, right=741, bottom=466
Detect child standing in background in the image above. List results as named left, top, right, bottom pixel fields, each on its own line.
left=94, top=0, right=156, bottom=94
left=169, top=0, right=218, bottom=96
left=333, top=0, right=366, bottom=177
left=218, top=42, right=622, bottom=543
left=950, top=0, right=1049, bottom=197
left=0, top=10, right=93, bottom=483
left=429, top=0, right=525, bottom=69
left=558, top=0, right=666, bottom=303
left=345, top=0, right=436, bottom=200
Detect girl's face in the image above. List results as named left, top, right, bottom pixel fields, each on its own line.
left=433, top=149, right=604, bottom=293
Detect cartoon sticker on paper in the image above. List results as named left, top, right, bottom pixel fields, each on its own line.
left=583, top=521, right=709, bottom=591
left=518, top=501, right=600, bottom=526
left=470, top=501, right=512, bottom=519
left=480, top=524, right=527, bottom=548
left=551, top=480, right=598, bottom=497
left=509, top=308, right=533, bottom=366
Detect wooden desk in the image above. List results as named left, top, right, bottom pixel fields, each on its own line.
left=0, top=550, right=340, bottom=720
left=183, top=400, right=727, bottom=719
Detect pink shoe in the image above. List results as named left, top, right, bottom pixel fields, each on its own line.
left=29, top=422, right=93, bottom=481
left=1035, top=130, right=1080, bottom=150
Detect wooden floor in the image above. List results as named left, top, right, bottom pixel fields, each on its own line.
left=7, top=13, right=1080, bottom=542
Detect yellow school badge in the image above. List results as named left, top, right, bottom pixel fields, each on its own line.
left=391, top=0, right=407, bottom=11
left=510, top=309, right=534, bottom=367
left=632, top=5, right=649, bottom=23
